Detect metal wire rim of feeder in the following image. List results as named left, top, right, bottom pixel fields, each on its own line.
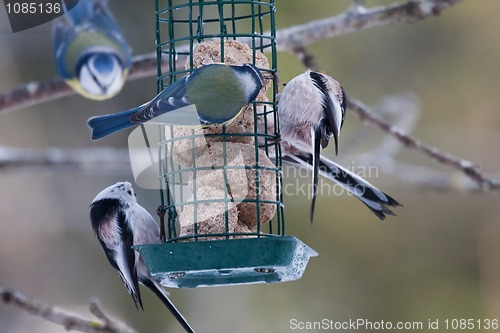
left=134, top=0, right=317, bottom=288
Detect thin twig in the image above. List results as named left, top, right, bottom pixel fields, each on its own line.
left=0, top=54, right=168, bottom=115
left=290, top=45, right=320, bottom=72
left=347, top=96, right=500, bottom=191
left=88, top=298, right=137, bottom=333
left=0, top=146, right=129, bottom=170
left=0, top=0, right=462, bottom=115
left=272, top=0, right=463, bottom=52
left=287, top=36, right=499, bottom=193
left=0, top=287, right=138, bottom=333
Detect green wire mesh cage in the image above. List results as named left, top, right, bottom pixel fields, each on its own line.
left=134, top=0, right=317, bottom=288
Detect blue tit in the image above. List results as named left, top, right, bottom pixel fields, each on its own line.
left=87, top=63, right=263, bottom=140
left=278, top=70, right=348, bottom=222
left=52, top=0, right=132, bottom=100
left=90, top=182, right=195, bottom=333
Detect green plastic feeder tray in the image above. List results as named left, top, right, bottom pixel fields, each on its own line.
left=133, top=236, right=317, bottom=288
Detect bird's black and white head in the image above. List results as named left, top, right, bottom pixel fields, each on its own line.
left=231, top=63, right=263, bottom=103
left=278, top=70, right=347, bottom=223
left=91, top=181, right=137, bottom=207
left=77, top=51, right=126, bottom=100
left=308, top=71, right=346, bottom=155
left=278, top=70, right=346, bottom=154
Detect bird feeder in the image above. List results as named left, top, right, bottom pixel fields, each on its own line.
left=133, top=0, right=317, bottom=288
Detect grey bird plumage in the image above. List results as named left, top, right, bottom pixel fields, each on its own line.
left=278, top=70, right=347, bottom=222
left=90, top=182, right=195, bottom=333
left=270, top=70, right=400, bottom=221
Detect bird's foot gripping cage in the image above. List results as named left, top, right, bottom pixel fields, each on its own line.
left=133, top=0, right=317, bottom=288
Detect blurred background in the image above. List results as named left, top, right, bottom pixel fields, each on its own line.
left=1, top=0, right=500, bottom=332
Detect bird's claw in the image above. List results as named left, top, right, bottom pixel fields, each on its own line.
left=157, top=206, right=167, bottom=242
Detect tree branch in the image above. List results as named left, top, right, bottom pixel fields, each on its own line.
left=0, top=146, right=130, bottom=170
left=346, top=96, right=500, bottom=191
left=273, top=0, right=463, bottom=52
left=3, top=1, right=490, bottom=190
left=285, top=23, right=499, bottom=193
left=0, top=287, right=138, bottom=333
left=0, top=54, right=165, bottom=115
left=0, top=0, right=462, bottom=115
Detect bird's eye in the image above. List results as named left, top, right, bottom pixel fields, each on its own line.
left=127, top=190, right=132, bottom=196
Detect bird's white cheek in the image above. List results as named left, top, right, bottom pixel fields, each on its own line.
left=79, top=59, right=125, bottom=97
left=79, top=67, right=103, bottom=95
left=105, top=70, right=126, bottom=96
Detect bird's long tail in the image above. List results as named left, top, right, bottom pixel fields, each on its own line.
left=310, top=127, right=322, bottom=223
left=87, top=107, right=139, bottom=140
left=143, top=279, right=196, bottom=333
left=284, top=153, right=401, bottom=220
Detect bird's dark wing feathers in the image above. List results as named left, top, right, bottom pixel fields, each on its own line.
left=340, top=87, right=347, bottom=123
left=116, top=210, right=143, bottom=310
left=309, top=71, right=338, bottom=147
left=90, top=199, right=120, bottom=234
left=90, top=199, right=121, bottom=269
left=89, top=199, right=143, bottom=309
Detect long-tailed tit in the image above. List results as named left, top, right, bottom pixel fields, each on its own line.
left=271, top=71, right=400, bottom=221
left=90, top=182, right=195, bottom=333
left=278, top=70, right=347, bottom=221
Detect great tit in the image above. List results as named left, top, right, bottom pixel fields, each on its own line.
left=87, top=63, right=263, bottom=140
left=90, top=182, right=195, bottom=333
left=52, top=0, right=132, bottom=100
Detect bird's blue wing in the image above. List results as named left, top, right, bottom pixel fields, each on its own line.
left=130, top=67, right=225, bottom=126
left=52, top=20, right=74, bottom=79
left=129, top=75, right=194, bottom=123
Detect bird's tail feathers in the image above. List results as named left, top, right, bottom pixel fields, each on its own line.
left=126, top=282, right=143, bottom=311
left=310, top=127, right=322, bottom=223
left=285, top=153, right=401, bottom=220
left=143, top=279, right=195, bottom=333
left=87, top=107, right=139, bottom=140
left=317, top=156, right=401, bottom=220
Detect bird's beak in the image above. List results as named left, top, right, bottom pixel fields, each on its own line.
left=331, top=97, right=343, bottom=155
